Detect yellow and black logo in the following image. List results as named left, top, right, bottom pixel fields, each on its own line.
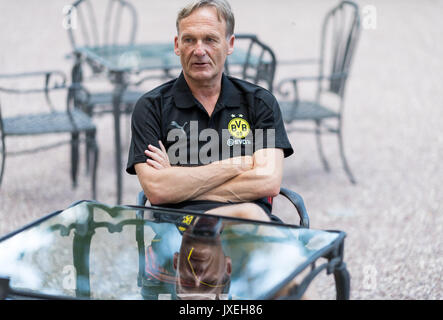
left=178, top=215, right=195, bottom=233
left=228, top=117, right=250, bottom=139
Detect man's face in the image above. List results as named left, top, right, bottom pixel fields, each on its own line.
left=174, top=6, right=234, bottom=84
left=173, top=230, right=231, bottom=299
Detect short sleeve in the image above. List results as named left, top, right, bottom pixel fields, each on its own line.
left=253, top=93, right=294, bottom=158
left=126, top=96, right=162, bottom=175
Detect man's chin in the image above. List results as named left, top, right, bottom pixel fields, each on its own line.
left=185, top=70, right=218, bottom=82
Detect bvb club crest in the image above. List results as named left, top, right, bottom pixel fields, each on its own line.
left=228, top=116, right=250, bottom=139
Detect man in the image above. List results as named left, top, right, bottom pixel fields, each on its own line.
left=126, top=0, right=293, bottom=222
left=142, top=215, right=231, bottom=300
left=173, top=216, right=231, bottom=300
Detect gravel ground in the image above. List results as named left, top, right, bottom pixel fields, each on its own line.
left=0, top=0, right=442, bottom=300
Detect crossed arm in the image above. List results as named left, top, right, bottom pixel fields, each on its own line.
left=134, top=142, right=284, bottom=205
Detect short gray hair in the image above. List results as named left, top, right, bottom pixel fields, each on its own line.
left=176, top=0, right=235, bottom=38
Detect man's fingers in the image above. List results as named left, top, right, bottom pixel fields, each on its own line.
left=145, top=149, right=166, bottom=164
left=159, top=141, right=169, bottom=160
left=159, top=140, right=166, bottom=154
left=146, top=159, right=163, bottom=170
left=146, top=143, right=171, bottom=169
left=148, top=144, right=168, bottom=161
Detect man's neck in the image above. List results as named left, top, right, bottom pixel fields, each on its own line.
left=184, top=73, right=223, bottom=117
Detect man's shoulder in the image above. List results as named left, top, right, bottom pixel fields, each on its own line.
left=226, top=75, right=277, bottom=107
left=138, top=77, right=177, bottom=102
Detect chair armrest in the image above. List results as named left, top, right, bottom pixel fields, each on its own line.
left=279, top=187, right=310, bottom=228
left=137, top=190, right=148, bottom=207
left=234, top=33, right=259, bottom=41
left=0, top=70, right=66, bottom=81
left=278, top=71, right=348, bottom=85
left=136, top=190, right=310, bottom=228
left=276, top=71, right=348, bottom=98
left=278, top=58, right=321, bottom=66
left=131, top=72, right=177, bottom=87
left=0, top=71, right=67, bottom=94
left=0, top=71, right=69, bottom=113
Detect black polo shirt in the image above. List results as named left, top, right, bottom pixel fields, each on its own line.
left=126, top=72, right=294, bottom=217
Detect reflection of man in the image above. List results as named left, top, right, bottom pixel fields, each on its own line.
left=173, top=217, right=231, bottom=300
left=142, top=213, right=316, bottom=300
left=126, top=0, right=293, bottom=222
left=142, top=214, right=231, bottom=300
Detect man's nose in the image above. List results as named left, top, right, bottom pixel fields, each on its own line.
left=193, top=40, right=206, bottom=56
left=194, top=276, right=201, bottom=287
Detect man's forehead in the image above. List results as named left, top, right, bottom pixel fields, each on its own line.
left=178, top=6, right=226, bottom=33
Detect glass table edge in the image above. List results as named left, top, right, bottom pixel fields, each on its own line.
left=75, top=46, right=182, bottom=73
left=1, top=199, right=308, bottom=243
left=260, top=230, right=347, bottom=300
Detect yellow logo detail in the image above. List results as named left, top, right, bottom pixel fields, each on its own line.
left=228, top=118, right=250, bottom=139
left=178, top=215, right=194, bottom=232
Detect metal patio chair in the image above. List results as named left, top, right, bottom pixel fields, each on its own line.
left=0, top=71, right=98, bottom=198
left=225, top=34, right=277, bottom=92
left=65, top=0, right=144, bottom=117
left=276, top=1, right=361, bottom=184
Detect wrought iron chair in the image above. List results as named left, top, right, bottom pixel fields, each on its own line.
left=66, top=0, right=137, bottom=51
left=0, top=71, right=98, bottom=198
left=225, top=34, right=277, bottom=92
left=276, top=1, right=361, bottom=184
left=65, top=0, right=144, bottom=117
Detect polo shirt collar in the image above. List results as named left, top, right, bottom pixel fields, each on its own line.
left=172, top=72, right=242, bottom=109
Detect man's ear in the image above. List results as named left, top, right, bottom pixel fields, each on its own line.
left=173, top=252, right=179, bottom=270
left=227, top=34, right=235, bottom=55
left=174, top=36, right=181, bottom=56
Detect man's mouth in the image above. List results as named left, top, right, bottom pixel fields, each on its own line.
left=192, top=62, right=209, bottom=67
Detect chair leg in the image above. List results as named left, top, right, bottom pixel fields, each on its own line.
left=0, top=138, right=6, bottom=186
left=136, top=207, right=145, bottom=287
left=85, top=136, right=90, bottom=176
left=315, top=120, right=330, bottom=172
left=71, top=132, right=80, bottom=188
left=337, top=128, right=356, bottom=184
left=73, top=230, right=93, bottom=298
left=87, top=130, right=99, bottom=199
left=84, top=105, right=94, bottom=175
left=334, top=262, right=351, bottom=300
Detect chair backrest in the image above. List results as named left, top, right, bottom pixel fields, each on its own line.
left=65, top=0, right=138, bottom=50
left=225, top=34, right=277, bottom=92
left=318, top=1, right=361, bottom=98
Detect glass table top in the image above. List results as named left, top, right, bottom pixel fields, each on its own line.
left=0, top=201, right=343, bottom=300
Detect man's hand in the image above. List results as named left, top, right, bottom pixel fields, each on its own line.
left=144, top=141, right=171, bottom=170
